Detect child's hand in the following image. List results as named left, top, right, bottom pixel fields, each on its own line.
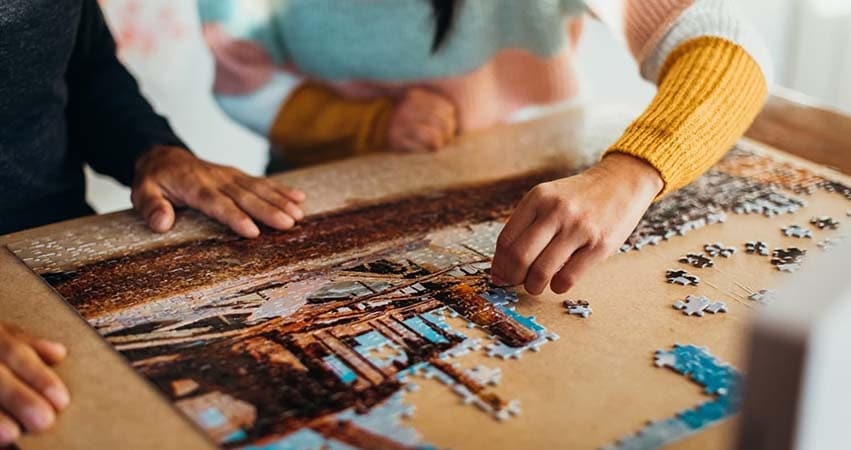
left=388, top=88, right=458, bottom=152
left=490, top=153, right=664, bottom=295
left=0, top=323, right=69, bottom=445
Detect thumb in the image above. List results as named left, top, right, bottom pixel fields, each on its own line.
left=132, top=181, right=176, bottom=233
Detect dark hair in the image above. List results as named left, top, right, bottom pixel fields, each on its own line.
left=430, top=0, right=460, bottom=52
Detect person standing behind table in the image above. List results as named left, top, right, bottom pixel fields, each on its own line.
left=0, top=1, right=308, bottom=444
left=199, top=0, right=771, bottom=294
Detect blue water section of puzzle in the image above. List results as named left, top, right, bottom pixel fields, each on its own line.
left=255, top=288, right=555, bottom=449
left=602, top=344, right=742, bottom=450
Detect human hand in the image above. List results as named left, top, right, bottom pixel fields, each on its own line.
left=490, top=153, right=664, bottom=295
left=0, top=323, right=69, bottom=445
left=132, top=146, right=307, bottom=238
left=387, top=88, right=458, bottom=152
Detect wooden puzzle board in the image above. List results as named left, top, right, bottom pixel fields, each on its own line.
left=1, top=104, right=849, bottom=450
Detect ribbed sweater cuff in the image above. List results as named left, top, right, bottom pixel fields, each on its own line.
left=605, top=36, right=768, bottom=196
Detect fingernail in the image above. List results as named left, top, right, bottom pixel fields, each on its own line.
left=23, top=407, right=53, bottom=432
left=0, top=422, right=20, bottom=444
left=491, top=274, right=508, bottom=287
left=43, top=340, right=67, bottom=358
left=150, top=210, right=168, bottom=231
left=45, top=386, right=70, bottom=410
left=243, top=221, right=260, bottom=238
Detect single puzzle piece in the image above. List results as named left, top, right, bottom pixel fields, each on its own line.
left=679, top=253, right=714, bottom=268
left=744, top=240, right=769, bottom=256
left=810, top=216, right=840, bottom=230
left=703, top=242, right=736, bottom=258
left=817, top=236, right=846, bottom=251
left=782, top=224, right=813, bottom=239
left=748, top=289, right=777, bottom=305
left=673, top=295, right=726, bottom=317
left=563, top=299, right=593, bottom=318
left=771, top=247, right=806, bottom=272
left=665, top=269, right=700, bottom=286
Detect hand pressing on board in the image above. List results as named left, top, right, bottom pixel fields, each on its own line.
left=388, top=88, right=458, bottom=152
left=132, top=145, right=307, bottom=238
left=490, top=153, right=664, bottom=295
left=0, top=323, right=69, bottom=445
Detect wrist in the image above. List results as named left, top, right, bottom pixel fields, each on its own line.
left=134, top=145, right=193, bottom=179
left=595, top=152, right=665, bottom=198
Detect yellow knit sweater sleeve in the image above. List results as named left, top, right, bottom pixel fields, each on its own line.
left=605, top=36, right=768, bottom=195
left=268, top=83, right=395, bottom=168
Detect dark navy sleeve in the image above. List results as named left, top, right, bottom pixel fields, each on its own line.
left=64, top=0, right=189, bottom=186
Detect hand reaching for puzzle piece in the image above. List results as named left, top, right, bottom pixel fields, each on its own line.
left=0, top=323, right=69, bottom=445
left=387, top=88, right=458, bottom=152
left=490, top=153, right=664, bottom=295
left=132, top=145, right=307, bottom=238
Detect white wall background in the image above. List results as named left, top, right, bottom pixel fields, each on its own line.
left=88, top=0, right=851, bottom=213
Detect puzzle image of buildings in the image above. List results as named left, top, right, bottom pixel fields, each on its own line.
left=6, top=145, right=850, bottom=449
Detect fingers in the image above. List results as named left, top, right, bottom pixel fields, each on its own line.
left=490, top=216, right=558, bottom=288
left=551, top=245, right=604, bottom=294
left=491, top=197, right=537, bottom=285
left=389, top=88, right=458, bottom=152
left=235, top=178, right=305, bottom=222
left=27, top=340, right=67, bottom=367
left=0, top=410, right=20, bottom=446
left=221, top=184, right=295, bottom=231
left=0, top=366, right=56, bottom=434
left=191, top=186, right=260, bottom=238
left=131, top=180, right=175, bottom=233
left=0, top=330, right=69, bottom=413
left=523, top=231, right=581, bottom=296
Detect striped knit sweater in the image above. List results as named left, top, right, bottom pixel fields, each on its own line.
left=199, top=0, right=771, bottom=194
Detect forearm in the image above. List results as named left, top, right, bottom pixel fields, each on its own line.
left=605, top=36, right=768, bottom=195
left=66, top=0, right=186, bottom=186
left=268, top=83, right=395, bottom=167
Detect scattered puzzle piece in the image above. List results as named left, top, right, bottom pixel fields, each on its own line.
left=810, top=216, right=840, bottom=230
left=744, top=241, right=769, bottom=256
left=817, top=236, right=846, bottom=251
left=665, top=269, right=700, bottom=286
left=673, top=295, right=727, bottom=317
left=771, top=247, right=806, bottom=272
left=748, top=289, right=777, bottom=305
left=782, top=225, right=812, bottom=239
left=563, top=299, right=592, bottom=318
left=703, top=243, right=736, bottom=258
left=679, top=253, right=714, bottom=268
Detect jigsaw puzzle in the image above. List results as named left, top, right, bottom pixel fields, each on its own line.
left=5, top=145, right=851, bottom=449
left=603, top=344, right=741, bottom=450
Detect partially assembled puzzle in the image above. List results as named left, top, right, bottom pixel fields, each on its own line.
left=6, top=144, right=850, bottom=449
